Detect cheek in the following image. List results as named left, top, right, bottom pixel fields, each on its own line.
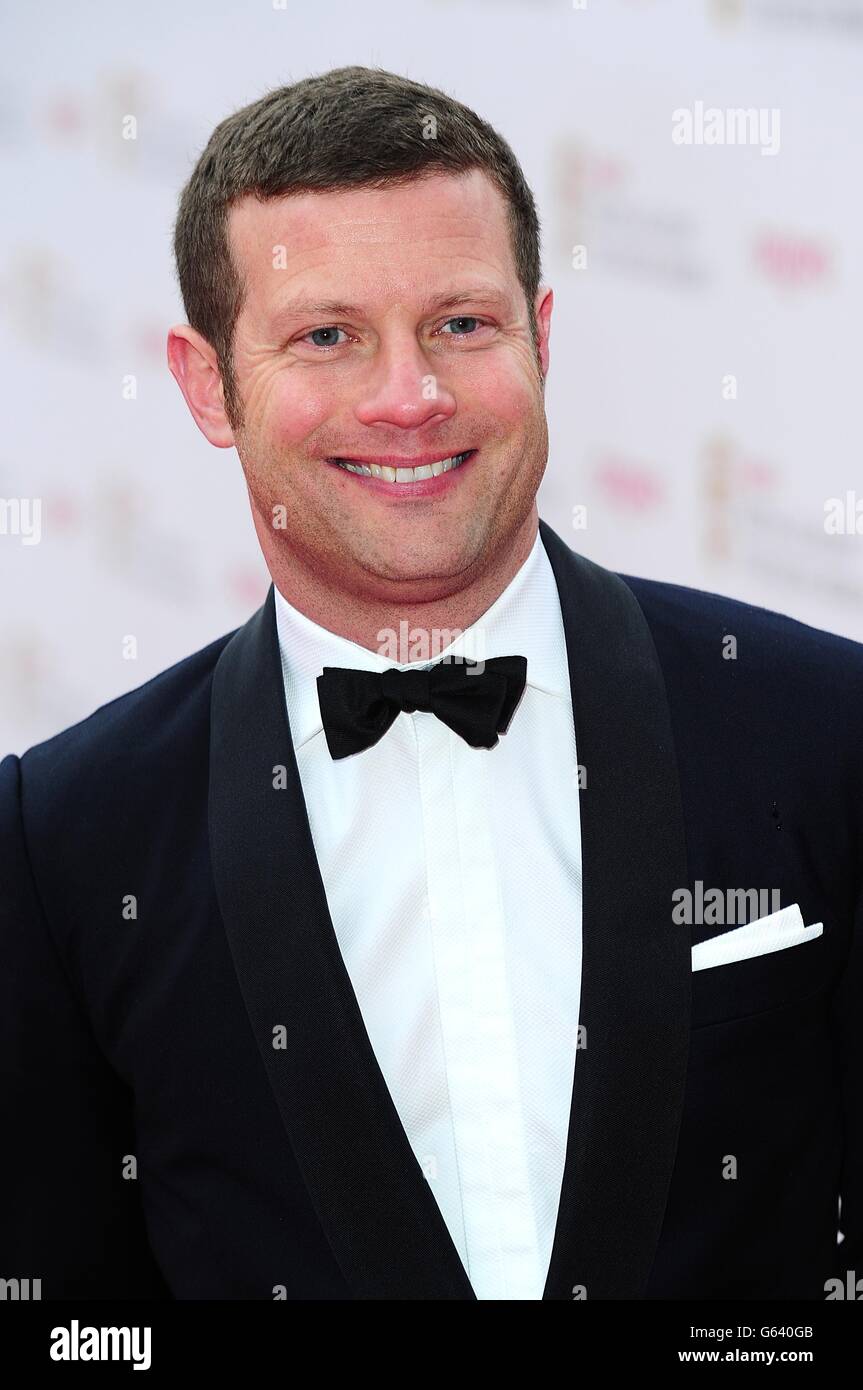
left=458, top=340, right=539, bottom=405
left=264, top=376, right=335, bottom=448
left=456, top=351, right=538, bottom=428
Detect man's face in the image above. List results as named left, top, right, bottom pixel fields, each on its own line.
left=226, top=168, right=551, bottom=603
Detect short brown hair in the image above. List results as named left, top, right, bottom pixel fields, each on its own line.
left=173, top=65, right=543, bottom=428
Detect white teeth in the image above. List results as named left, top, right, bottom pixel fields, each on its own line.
left=333, top=453, right=470, bottom=482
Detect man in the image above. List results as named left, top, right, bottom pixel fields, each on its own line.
left=1, top=66, right=861, bottom=1302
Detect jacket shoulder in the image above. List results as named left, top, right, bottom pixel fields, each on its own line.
left=7, top=624, right=241, bottom=815
left=617, top=571, right=863, bottom=683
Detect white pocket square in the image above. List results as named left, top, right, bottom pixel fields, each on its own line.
left=691, top=902, right=823, bottom=973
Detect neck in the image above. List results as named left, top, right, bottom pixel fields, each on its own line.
left=265, top=510, right=539, bottom=655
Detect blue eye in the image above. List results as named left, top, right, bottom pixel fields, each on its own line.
left=440, top=316, right=480, bottom=335
left=304, top=326, right=347, bottom=348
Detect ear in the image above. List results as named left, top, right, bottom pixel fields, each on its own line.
left=533, top=284, right=553, bottom=378
left=166, top=324, right=236, bottom=447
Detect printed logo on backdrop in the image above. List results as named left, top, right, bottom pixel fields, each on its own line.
left=700, top=436, right=863, bottom=624
left=710, top=0, right=863, bottom=35
left=552, top=140, right=709, bottom=287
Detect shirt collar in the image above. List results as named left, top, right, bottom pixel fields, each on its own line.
left=273, top=527, right=571, bottom=751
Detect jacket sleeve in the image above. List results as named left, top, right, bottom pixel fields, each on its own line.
left=832, top=861, right=863, bottom=1285
left=0, top=752, right=170, bottom=1299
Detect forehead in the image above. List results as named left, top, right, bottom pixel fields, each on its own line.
left=227, top=168, right=518, bottom=311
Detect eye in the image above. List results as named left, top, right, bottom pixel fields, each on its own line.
left=298, top=326, right=350, bottom=349
left=437, top=316, right=483, bottom=337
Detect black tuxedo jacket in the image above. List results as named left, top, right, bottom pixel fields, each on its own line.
left=2, top=518, right=861, bottom=1300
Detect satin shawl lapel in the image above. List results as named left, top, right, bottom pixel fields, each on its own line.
left=209, top=586, right=476, bottom=1299
left=538, top=518, right=690, bottom=1299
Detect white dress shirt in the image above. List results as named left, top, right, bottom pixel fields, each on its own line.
left=273, top=528, right=583, bottom=1300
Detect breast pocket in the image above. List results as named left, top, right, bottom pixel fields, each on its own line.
left=690, top=905, right=832, bottom=1029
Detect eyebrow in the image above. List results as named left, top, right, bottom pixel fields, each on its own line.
left=269, top=287, right=510, bottom=327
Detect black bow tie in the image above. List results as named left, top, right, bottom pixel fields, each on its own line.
left=316, top=655, right=528, bottom=760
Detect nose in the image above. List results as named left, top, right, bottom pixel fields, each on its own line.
left=352, top=332, right=457, bottom=431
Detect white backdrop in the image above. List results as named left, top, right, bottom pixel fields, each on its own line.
left=2, top=0, right=861, bottom=755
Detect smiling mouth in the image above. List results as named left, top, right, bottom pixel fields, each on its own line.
left=327, top=450, right=475, bottom=483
